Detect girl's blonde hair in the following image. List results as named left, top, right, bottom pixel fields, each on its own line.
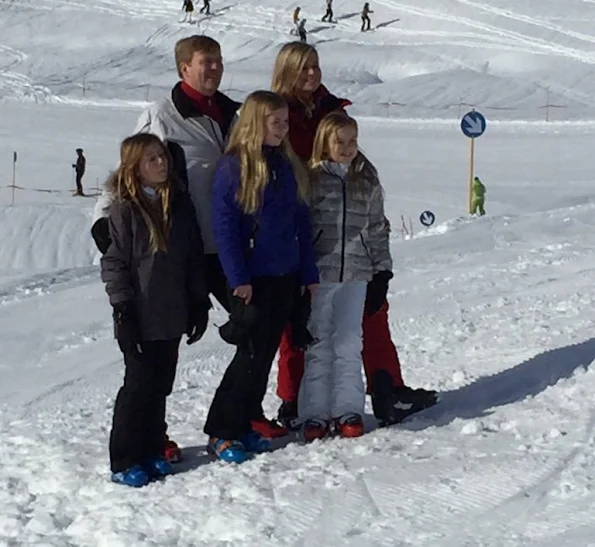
left=271, top=42, right=319, bottom=116
left=109, top=133, right=175, bottom=254
left=225, top=90, right=309, bottom=213
left=310, top=112, right=378, bottom=196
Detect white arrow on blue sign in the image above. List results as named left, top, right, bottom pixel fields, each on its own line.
left=419, top=210, right=435, bottom=227
left=461, top=111, right=486, bottom=138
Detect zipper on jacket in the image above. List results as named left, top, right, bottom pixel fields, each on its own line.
left=207, top=118, right=225, bottom=152
left=339, top=180, right=347, bottom=282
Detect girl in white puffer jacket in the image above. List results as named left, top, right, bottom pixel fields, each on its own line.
left=298, top=112, right=392, bottom=441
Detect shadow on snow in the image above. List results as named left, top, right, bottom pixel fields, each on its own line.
left=401, top=337, right=595, bottom=432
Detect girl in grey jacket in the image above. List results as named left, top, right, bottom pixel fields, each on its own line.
left=101, top=133, right=210, bottom=487
left=298, top=112, right=392, bottom=441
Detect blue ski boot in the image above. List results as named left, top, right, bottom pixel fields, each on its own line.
left=207, top=437, right=249, bottom=463
left=111, top=464, right=150, bottom=487
left=144, top=456, right=173, bottom=479
left=239, top=431, right=272, bottom=453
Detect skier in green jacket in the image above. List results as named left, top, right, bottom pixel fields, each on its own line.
left=471, top=176, right=486, bottom=216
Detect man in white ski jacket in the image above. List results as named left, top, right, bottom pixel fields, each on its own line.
left=92, top=35, right=241, bottom=309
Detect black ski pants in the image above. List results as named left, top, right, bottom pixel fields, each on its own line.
left=322, top=7, right=333, bottom=21
left=110, top=338, right=181, bottom=473
left=361, top=15, right=371, bottom=31
left=75, top=172, right=84, bottom=195
left=204, top=273, right=297, bottom=440
left=161, top=254, right=229, bottom=441
left=205, top=253, right=231, bottom=312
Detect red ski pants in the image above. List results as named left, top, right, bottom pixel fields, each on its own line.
left=276, top=300, right=404, bottom=401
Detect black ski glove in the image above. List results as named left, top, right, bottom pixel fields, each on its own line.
left=219, top=295, right=260, bottom=347
left=290, top=289, right=314, bottom=351
left=365, top=271, right=393, bottom=316
left=112, top=301, right=141, bottom=355
left=186, top=300, right=211, bottom=345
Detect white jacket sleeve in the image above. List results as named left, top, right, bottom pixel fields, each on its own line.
left=134, top=104, right=168, bottom=140
left=92, top=187, right=115, bottom=224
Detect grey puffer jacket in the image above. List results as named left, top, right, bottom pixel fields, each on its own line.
left=309, top=158, right=392, bottom=283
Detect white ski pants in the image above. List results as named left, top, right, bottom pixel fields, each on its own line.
left=298, top=282, right=366, bottom=421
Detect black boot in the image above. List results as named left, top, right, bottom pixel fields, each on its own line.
left=371, top=370, right=438, bottom=427
left=277, top=400, right=300, bottom=431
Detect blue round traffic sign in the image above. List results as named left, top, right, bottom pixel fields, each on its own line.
left=419, top=210, right=435, bottom=227
left=461, top=111, right=486, bottom=138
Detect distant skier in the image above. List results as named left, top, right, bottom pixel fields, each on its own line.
left=72, top=148, right=86, bottom=196
left=297, top=19, right=307, bottom=42
left=181, top=0, right=194, bottom=22
left=361, top=2, right=373, bottom=31
left=471, top=176, right=486, bottom=215
left=291, top=7, right=301, bottom=35
left=199, top=0, right=210, bottom=15
left=322, top=0, right=333, bottom=22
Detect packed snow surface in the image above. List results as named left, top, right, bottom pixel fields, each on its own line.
left=2, top=0, right=595, bottom=545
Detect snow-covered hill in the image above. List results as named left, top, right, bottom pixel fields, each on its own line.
left=2, top=0, right=595, bottom=545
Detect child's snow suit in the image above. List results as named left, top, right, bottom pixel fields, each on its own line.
left=298, top=159, right=392, bottom=423
left=471, top=176, right=486, bottom=216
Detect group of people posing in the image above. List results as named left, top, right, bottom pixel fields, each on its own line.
left=91, top=36, right=437, bottom=488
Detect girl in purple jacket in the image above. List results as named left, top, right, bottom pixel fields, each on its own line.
left=204, top=90, right=319, bottom=463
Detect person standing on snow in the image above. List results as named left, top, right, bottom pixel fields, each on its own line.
left=91, top=35, right=241, bottom=463
left=471, top=176, right=486, bottom=215
left=361, top=2, right=372, bottom=31
left=204, top=90, right=318, bottom=463
left=181, top=0, right=194, bottom=22
left=297, top=19, right=308, bottom=42
left=199, top=0, right=211, bottom=15
left=270, top=41, right=437, bottom=431
left=101, top=133, right=210, bottom=487
left=298, top=112, right=392, bottom=442
left=291, top=6, right=301, bottom=35
left=321, top=0, right=334, bottom=22
left=72, top=148, right=86, bottom=196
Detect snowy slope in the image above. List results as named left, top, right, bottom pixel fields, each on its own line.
left=2, top=0, right=595, bottom=545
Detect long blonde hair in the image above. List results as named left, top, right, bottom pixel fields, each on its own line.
left=108, top=133, right=175, bottom=253
left=271, top=42, right=319, bottom=116
left=225, top=90, right=309, bottom=213
left=310, top=112, right=378, bottom=196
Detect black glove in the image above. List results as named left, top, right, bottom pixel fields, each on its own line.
left=113, top=301, right=140, bottom=355
left=91, top=218, right=112, bottom=254
left=365, top=271, right=393, bottom=316
left=290, top=289, right=314, bottom=351
left=219, top=296, right=260, bottom=347
left=186, top=300, right=210, bottom=345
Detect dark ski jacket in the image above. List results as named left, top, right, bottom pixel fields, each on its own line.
left=75, top=155, right=86, bottom=175
left=100, top=177, right=209, bottom=341
left=211, top=146, right=319, bottom=289
left=287, top=84, right=351, bottom=160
